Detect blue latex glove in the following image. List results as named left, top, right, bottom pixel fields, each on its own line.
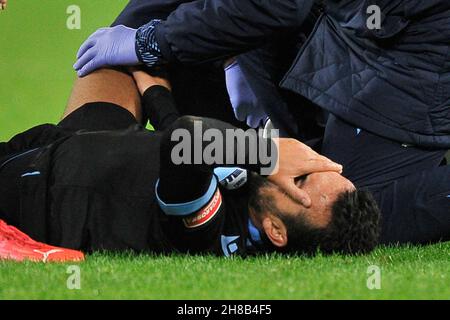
left=225, top=61, right=268, bottom=128
left=74, top=25, right=139, bottom=77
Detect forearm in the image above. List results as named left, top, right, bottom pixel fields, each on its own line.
left=137, top=0, right=314, bottom=66
left=142, top=86, right=180, bottom=131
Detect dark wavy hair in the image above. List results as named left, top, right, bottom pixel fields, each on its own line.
left=248, top=174, right=381, bottom=255
left=281, top=190, right=381, bottom=255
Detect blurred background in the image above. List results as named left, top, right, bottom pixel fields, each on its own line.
left=0, top=0, right=128, bottom=141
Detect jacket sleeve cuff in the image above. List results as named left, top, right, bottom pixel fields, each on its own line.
left=135, top=19, right=165, bottom=67
left=154, top=21, right=178, bottom=64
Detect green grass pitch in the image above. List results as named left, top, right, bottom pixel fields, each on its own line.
left=0, top=245, right=449, bottom=300
left=0, top=1, right=449, bottom=300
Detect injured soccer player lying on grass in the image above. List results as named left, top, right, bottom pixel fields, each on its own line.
left=0, top=70, right=450, bottom=261
left=0, top=68, right=381, bottom=262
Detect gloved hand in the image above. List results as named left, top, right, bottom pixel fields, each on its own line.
left=225, top=61, right=268, bottom=128
left=74, top=25, right=139, bottom=77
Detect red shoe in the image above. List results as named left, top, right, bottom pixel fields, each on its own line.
left=0, top=219, right=84, bottom=263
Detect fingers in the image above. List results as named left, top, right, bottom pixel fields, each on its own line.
left=77, top=59, right=98, bottom=78
left=315, top=153, right=339, bottom=165
left=279, top=180, right=312, bottom=207
left=74, top=46, right=100, bottom=77
left=232, top=104, right=248, bottom=122
left=76, top=38, right=96, bottom=60
left=247, top=117, right=258, bottom=128
left=247, top=115, right=265, bottom=128
left=301, top=158, right=343, bottom=174
left=312, top=154, right=342, bottom=170
left=74, top=30, right=110, bottom=77
left=73, top=48, right=96, bottom=71
left=286, top=139, right=343, bottom=173
left=75, top=28, right=108, bottom=68
left=78, top=28, right=108, bottom=54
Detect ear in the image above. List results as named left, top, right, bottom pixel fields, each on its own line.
left=262, top=216, right=288, bottom=248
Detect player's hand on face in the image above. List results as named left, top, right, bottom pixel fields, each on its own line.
left=0, top=0, right=8, bottom=10
left=74, top=25, right=140, bottom=77
left=268, top=138, right=343, bottom=207
left=130, top=68, right=171, bottom=95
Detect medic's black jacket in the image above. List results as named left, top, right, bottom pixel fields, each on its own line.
left=154, top=0, right=313, bottom=64
left=152, top=0, right=450, bottom=148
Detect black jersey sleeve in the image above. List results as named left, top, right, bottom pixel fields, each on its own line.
left=158, top=116, right=274, bottom=204
left=156, top=116, right=275, bottom=248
